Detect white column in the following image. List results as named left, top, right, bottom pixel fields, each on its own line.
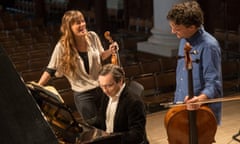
left=137, top=0, right=181, bottom=57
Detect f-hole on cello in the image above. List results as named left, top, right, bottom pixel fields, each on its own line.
left=164, top=42, right=217, bottom=144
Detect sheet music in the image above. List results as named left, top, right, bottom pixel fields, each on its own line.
left=26, top=81, right=64, bottom=104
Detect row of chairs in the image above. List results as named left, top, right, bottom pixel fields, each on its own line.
left=213, top=28, right=240, bottom=60
left=0, top=21, right=58, bottom=76
left=0, top=11, right=74, bottom=110
left=123, top=57, right=177, bottom=78
left=14, top=57, right=49, bottom=73
left=0, top=16, right=45, bottom=32
left=121, top=55, right=177, bottom=112
left=130, top=71, right=176, bottom=112
left=0, top=28, right=58, bottom=45
left=129, top=59, right=240, bottom=112
left=19, top=59, right=240, bottom=113
left=127, top=17, right=153, bottom=34
left=32, top=71, right=175, bottom=113
left=12, top=0, right=36, bottom=15
left=3, top=42, right=53, bottom=55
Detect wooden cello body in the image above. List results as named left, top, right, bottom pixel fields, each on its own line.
left=164, top=42, right=217, bottom=144
left=164, top=105, right=217, bottom=144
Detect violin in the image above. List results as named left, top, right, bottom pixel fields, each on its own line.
left=104, top=31, right=121, bottom=66
left=164, top=42, right=217, bottom=144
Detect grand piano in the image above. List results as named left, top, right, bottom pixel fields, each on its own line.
left=0, top=46, right=122, bottom=144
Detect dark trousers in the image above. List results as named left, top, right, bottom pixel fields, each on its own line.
left=73, top=87, right=102, bottom=122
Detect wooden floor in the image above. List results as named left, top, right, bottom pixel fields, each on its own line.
left=146, top=95, right=240, bottom=144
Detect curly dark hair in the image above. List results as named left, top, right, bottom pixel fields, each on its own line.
left=167, top=1, right=204, bottom=27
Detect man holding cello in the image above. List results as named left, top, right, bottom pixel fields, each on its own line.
left=165, top=1, right=223, bottom=144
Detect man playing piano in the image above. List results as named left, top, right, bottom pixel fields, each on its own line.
left=89, top=64, right=149, bottom=144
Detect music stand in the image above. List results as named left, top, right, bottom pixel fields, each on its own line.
left=26, top=81, right=83, bottom=143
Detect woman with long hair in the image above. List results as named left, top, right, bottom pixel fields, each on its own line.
left=38, top=10, right=118, bottom=123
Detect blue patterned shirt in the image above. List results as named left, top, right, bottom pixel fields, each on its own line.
left=174, top=27, right=223, bottom=124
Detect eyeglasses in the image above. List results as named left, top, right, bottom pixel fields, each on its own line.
left=99, top=82, right=115, bottom=89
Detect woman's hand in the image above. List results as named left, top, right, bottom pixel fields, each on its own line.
left=101, top=42, right=119, bottom=60
left=109, top=41, right=119, bottom=54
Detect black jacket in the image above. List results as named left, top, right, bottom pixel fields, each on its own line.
left=92, top=85, right=149, bottom=144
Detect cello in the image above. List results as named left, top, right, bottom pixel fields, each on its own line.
left=104, top=31, right=121, bottom=66
left=164, top=42, right=217, bottom=144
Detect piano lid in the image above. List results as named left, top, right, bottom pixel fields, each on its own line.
left=0, top=46, right=58, bottom=144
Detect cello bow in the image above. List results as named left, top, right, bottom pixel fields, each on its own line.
left=161, top=95, right=240, bottom=108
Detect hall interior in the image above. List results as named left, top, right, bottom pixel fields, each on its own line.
left=0, top=0, right=240, bottom=143
left=1, top=0, right=240, bottom=112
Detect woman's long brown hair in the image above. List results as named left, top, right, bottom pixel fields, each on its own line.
left=59, top=10, right=86, bottom=79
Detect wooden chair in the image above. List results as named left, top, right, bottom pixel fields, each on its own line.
left=28, top=57, right=49, bottom=70
left=3, top=21, right=18, bottom=31
left=222, top=60, right=240, bottom=93
left=0, top=12, right=14, bottom=22
left=14, top=32, right=32, bottom=41
left=17, top=38, right=35, bottom=46
left=24, top=27, right=40, bottom=35
left=28, top=49, right=50, bottom=59
left=0, top=35, right=16, bottom=53
left=13, top=61, right=29, bottom=72
left=14, top=45, right=32, bottom=53
left=139, top=60, right=162, bottom=74
left=21, top=69, right=43, bottom=82
left=156, top=71, right=176, bottom=93
left=17, top=19, right=32, bottom=29
left=84, top=10, right=96, bottom=26
left=141, top=95, right=170, bottom=113
left=128, top=17, right=138, bottom=32
left=0, top=21, right=4, bottom=31
left=123, top=63, right=142, bottom=78
left=0, top=34, right=5, bottom=40
left=159, top=57, right=177, bottom=73
left=128, top=80, right=161, bottom=113
left=144, top=19, right=153, bottom=34
left=50, top=77, right=71, bottom=92
left=9, top=52, right=29, bottom=63
left=128, top=80, right=144, bottom=97
left=32, top=42, right=51, bottom=50
left=155, top=71, right=176, bottom=103
left=1, top=41, right=18, bottom=54
left=139, top=71, right=176, bottom=112
left=128, top=79, right=163, bottom=112
left=31, top=18, right=45, bottom=28
left=0, top=31, right=8, bottom=38
left=131, top=73, right=158, bottom=97
left=8, top=29, right=25, bottom=39
left=32, top=43, right=53, bottom=54
left=13, top=13, right=26, bottom=21
left=34, top=35, right=53, bottom=43
left=0, top=35, right=15, bottom=43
